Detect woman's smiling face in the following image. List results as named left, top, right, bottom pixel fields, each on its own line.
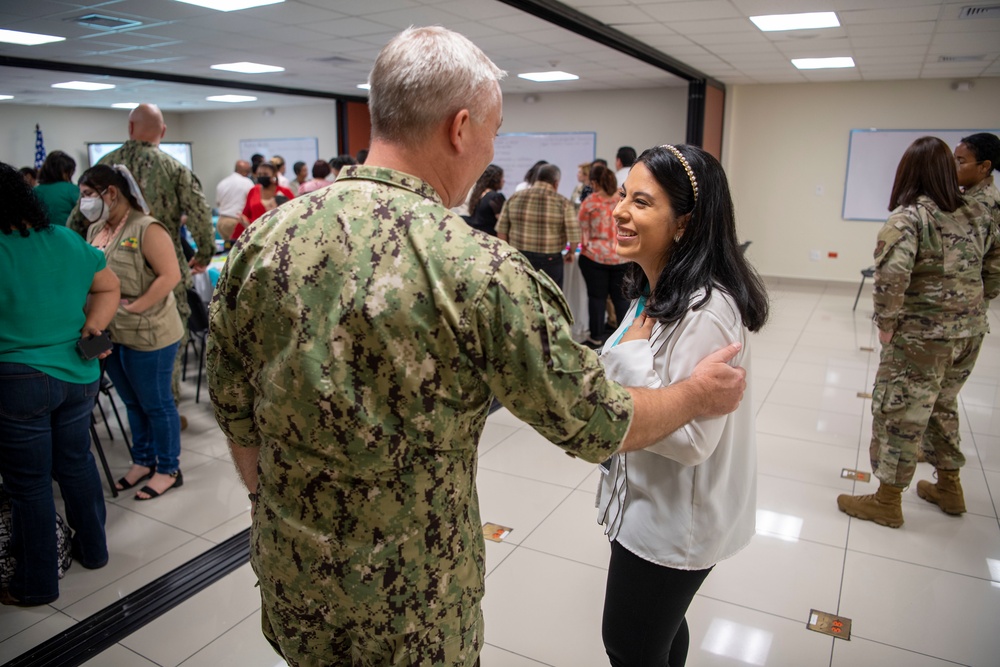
left=613, top=161, right=685, bottom=282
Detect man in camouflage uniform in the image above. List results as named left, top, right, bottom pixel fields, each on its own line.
left=838, top=136, right=1000, bottom=528
left=69, top=104, right=214, bottom=412
left=207, top=26, right=746, bottom=667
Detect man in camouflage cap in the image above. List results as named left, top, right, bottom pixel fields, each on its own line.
left=207, top=26, right=745, bottom=667
left=68, top=104, right=214, bottom=417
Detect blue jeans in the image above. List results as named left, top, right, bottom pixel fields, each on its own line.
left=104, top=343, right=181, bottom=475
left=0, top=363, right=108, bottom=604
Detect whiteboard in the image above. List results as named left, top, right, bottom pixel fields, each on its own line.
left=238, top=137, right=318, bottom=171
left=492, top=132, right=596, bottom=200
left=842, top=129, right=999, bottom=222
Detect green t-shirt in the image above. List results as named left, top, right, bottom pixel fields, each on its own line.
left=34, top=181, right=80, bottom=227
left=0, top=225, right=107, bottom=384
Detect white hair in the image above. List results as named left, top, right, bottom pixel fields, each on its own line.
left=368, top=26, right=507, bottom=145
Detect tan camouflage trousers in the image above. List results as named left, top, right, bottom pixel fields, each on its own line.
left=870, top=334, right=984, bottom=487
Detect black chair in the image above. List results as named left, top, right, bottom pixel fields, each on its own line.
left=90, top=365, right=130, bottom=498
left=738, top=240, right=752, bottom=255
left=853, top=266, right=876, bottom=311
left=182, top=288, right=210, bottom=403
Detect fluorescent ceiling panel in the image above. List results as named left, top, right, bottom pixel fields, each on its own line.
left=750, top=12, right=840, bottom=32
left=792, top=57, right=855, bottom=70
left=517, top=71, right=579, bottom=82
left=0, top=28, right=65, bottom=45
left=52, top=81, right=116, bottom=91
left=112, top=102, right=140, bottom=109
left=206, top=94, right=258, bottom=102
left=174, top=0, right=283, bottom=10
left=211, top=61, right=284, bottom=74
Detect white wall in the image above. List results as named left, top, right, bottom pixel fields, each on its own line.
left=0, top=105, right=183, bottom=177
left=723, top=78, right=1000, bottom=283
left=500, top=87, right=689, bottom=165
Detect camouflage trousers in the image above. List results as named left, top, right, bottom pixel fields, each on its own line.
left=171, top=279, right=191, bottom=405
left=870, top=333, right=984, bottom=487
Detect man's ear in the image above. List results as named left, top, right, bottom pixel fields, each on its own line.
left=449, top=109, right=472, bottom=153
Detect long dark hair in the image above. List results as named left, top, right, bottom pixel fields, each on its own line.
left=78, top=164, right=144, bottom=212
left=623, top=145, right=769, bottom=332
left=468, top=164, right=503, bottom=213
left=38, top=150, right=76, bottom=185
left=1, top=161, right=51, bottom=236
left=589, top=164, right=617, bottom=196
left=889, top=137, right=963, bottom=213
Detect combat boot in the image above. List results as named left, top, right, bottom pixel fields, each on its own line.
left=837, top=483, right=904, bottom=528
left=916, top=469, right=965, bottom=515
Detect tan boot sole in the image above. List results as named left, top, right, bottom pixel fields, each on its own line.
left=916, top=485, right=965, bottom=515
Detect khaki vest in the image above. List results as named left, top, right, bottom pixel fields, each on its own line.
left=87, top=210, right=184, bottom=351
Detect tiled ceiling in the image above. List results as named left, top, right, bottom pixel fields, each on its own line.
left=0, top=0, right=997, bottom=112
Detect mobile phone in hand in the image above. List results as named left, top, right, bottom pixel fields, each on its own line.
left=77, top=331, right=113, bottom=360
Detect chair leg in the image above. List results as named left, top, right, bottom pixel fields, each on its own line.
left=95, top=398, right=114, bottom=441
left=90, top=418, right=118, bottom=498
left=852, top=275, right=867, bottom=311
left=195, top=336, right=206, bottom=403
left=182, top=341, right=189, bottom=381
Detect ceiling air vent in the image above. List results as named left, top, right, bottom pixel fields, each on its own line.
left=74, top=14, right=143, bottom=30
left=959, top=5, right=1000, bottom=19
left=938, top=55, right=987, bottom=62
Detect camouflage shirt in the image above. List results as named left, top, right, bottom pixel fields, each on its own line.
left=68, top=139, right=214, bottom=288
left=873, top=194, right=1000, bottom=338
left=207, top=165, right=633, bottom=663
left=964, top=174, right=1000, bottom=227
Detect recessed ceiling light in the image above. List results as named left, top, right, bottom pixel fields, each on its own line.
left=51, top=81, right=116, bottom=91
left=206, top=94, right=257, bottom=103
left=112, top=102, right=140, bottom=109
left=792, top=57, right=855, bottom=70
left=517, top=71, right=579, bottom=82
left=356, top=83, right=370, bottom=90
left=0, top=28, right=66, bottom=46
left=174, top=0, right=284, bottom=11
left=750, top=12, right=840, bottom=32
left=0, top=95, right=13, bottom=101
left=211, top=61, right=284, bottom=74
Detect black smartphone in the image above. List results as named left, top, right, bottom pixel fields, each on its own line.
left=77, top=331, right=113, bottom=360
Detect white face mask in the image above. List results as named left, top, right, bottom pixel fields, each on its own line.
left=80, top=194, right=109, bottom=224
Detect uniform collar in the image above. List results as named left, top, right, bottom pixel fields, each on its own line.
left=337, top=165, right=443, bottom=205
left=963, top=174, right=995, bottom=198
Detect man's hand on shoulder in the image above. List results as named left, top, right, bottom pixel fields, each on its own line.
left=690, top=342, right=746, bottom=417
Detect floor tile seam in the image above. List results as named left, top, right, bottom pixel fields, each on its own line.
left=0, top=608, right=64, bottom=652
left=474, top=465, right=587, bottom=491
left=757, top=398, right=868, bottom=418
left=511, top=543, right=610, bottom=573
left=100, top=503, right=210, bottom=539
left=59, top=534, right=207, bottom=621
left=172, top=607, right=263, bottom=667
left=506, top=486, right=598, bottom=556
left=755, top=469, right=857, bottom=492
left=752, top=429, right=860, bottom=451
left=481, top=642, right=555, bottom=666
left=843, top=546, right=1000, bottom=584
left=837, top=634, right=970, bottom=665
left=691, top=592, right=828, bottom=629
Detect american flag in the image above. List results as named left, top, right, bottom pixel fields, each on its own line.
left=34, top=124, right=46, bottom=169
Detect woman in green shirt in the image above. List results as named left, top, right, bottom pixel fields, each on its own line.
left=34, top=150, right=79, bottom=227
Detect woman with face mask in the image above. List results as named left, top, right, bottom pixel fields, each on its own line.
left=79, top=164, right=185, bottom=501
left=231, top=162, right=294, bottom=240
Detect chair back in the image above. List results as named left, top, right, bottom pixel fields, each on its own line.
left=186, top=289, right=210, bottom=334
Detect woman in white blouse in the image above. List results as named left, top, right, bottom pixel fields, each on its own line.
left=597, top=144, right=769, bottom=667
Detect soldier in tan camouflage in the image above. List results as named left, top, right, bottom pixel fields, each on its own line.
left=68, top=104, right=214, bottom=421
left=208, top=26, right=747, bottom=667
left=838, top=136, right=1000, bottom=528
left=956, top=132, right=1000, bottom=226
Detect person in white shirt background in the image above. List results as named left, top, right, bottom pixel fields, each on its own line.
left=597, top=143, right=770, bottom=667
left=213, top=160, right=253, bottom=242
left=614, top=145, right=636, bottom=189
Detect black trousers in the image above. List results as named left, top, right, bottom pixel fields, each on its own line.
left=602, top=541, right=713, bottom=667
left=520, top=250, right=565, bottom=290
left=578, top=255, right=630, bottom=341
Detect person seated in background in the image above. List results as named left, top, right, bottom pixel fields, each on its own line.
left=297, top=160, right=333, bottom=195
left=327, top=154, right=357, bottom=180
left=596, top=144, right=769, bottom=667
left=18, top=167, right=37, bottom=187
left=232, top=162, right=294, bottom=240
left=34, top=151, right=78, bottom=227
left=0, top=162, right=120, bottom=606
left=465, top=164, right=505, bottom=236
left=214, top=160, right=253, bottom=241
left=292, top=161, right=308, bottom=193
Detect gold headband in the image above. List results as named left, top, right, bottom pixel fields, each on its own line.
left=660, top=144, right=698, bottom=203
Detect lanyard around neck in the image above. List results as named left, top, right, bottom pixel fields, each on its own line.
left=611, top=295, right=647, bottom=348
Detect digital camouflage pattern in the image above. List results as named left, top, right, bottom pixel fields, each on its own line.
left=67, top=140, right=214, bottom=397
left=207, top=165, right=633, bottom=666
left=870, top=195, right=1000, bottom=487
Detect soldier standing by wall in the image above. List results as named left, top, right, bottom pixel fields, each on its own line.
left=838, top=136, right=1000, bottom=527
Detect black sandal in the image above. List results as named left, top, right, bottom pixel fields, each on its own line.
left=135, top=470, right=183, bottom=501
left=115, top=465, right=155, bottom=491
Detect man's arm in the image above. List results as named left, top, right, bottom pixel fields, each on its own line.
left=228, top=440, right=260, bottom=495
left=619, top=342, right=744, bottom=452
left=179, top=169, right=215, bottom=267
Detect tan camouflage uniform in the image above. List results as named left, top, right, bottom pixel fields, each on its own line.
left=963, top=174, right=1000, bottom=226
left=870, top=194, right=1000, bottom=486
left=207, top=165, right=634, bottom=666
left=68, top=139, right=214, bottom=401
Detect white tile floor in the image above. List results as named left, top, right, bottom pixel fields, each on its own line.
left=2, top=279, right=999, bottom=666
